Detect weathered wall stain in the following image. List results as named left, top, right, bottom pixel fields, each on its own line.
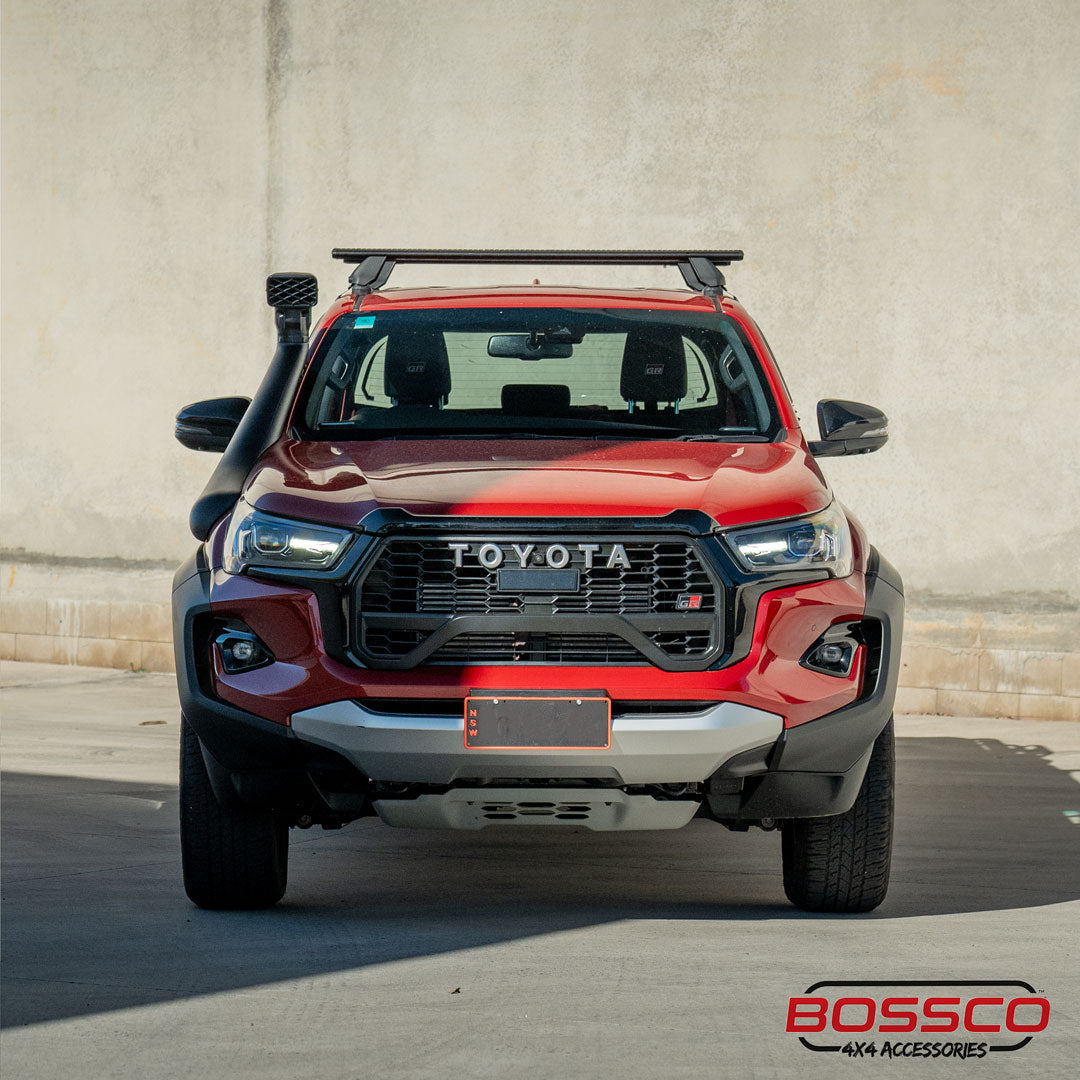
left=866, top=54, right=967, bottom=101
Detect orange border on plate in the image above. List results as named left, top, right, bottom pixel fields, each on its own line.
left=463, top=694, right=612, bottom=750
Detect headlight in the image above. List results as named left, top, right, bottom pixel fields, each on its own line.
left=723, top=503, right=853, bottom=577
left=223, top=503, right=353, bottom=574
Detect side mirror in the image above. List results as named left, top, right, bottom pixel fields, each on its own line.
left=175, top=397, right=251, bottom=452
left=808, top=399, right=888, bottom=457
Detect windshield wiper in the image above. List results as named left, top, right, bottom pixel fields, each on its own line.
left=384, top=431, right=590, bottom=441
left=676, top=433, right=769, bottom=442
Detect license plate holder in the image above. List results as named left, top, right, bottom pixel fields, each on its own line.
left=464, top=692, right=611, bottom=749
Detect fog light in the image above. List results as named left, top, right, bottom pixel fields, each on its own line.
left=215, top=628, right=273, bottom=673
left=801, top=632, right=858, bottom=677
left=817, top=643, right=848, bottom=666
left=231, top=639, right=257, bottom=664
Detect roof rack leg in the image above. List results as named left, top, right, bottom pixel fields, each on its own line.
left=678, top=257, right=726, bottom=297
left=349, top=256, right=396, bottom=296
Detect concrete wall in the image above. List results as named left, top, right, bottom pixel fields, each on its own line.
left=2, top=1, right=1078, bottom=715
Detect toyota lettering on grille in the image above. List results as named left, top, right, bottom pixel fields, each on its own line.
left=447, top=541, right=632, bottom=571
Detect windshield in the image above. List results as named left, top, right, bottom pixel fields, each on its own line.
left=296, top=307, right=781, bottom=441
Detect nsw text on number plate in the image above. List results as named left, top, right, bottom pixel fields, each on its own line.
left=464, top=694, right=611, bottom=749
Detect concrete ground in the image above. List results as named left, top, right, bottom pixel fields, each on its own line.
left=1, top=661, right=1078, bottom=1079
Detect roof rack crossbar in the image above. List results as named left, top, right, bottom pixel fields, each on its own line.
left=332, top=248, right=744, bottom=296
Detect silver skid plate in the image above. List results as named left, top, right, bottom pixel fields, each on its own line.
left=373, top=788, right=700, bottom=831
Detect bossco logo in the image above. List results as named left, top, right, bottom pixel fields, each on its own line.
left=787, top=981, right=1050, bottom=1060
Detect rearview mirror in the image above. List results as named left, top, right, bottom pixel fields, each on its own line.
left=808, top=399, right=888, bottom=457
left=488, top=334, right=573, bottom=360
left=175, top=397, right=251, bottom=452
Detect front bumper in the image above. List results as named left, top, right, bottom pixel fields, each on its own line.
left=289, top=699, right=782, bottom=786
left=173, top=545, right=903, bottom=829
left=288, top=698, right=780, bottom=831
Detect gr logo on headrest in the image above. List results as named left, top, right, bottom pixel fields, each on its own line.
left=406, top=362, right=427, bottom=374
left=645, top=363, right=665, bottom=376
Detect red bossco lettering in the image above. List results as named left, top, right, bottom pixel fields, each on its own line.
left=832, top=998, right=876, bottom=1032
left=964, top=997, right=1003, bottom=1033
left=1006, top=997, right=1050, bottom=1033
left=920, top=998, right=961, bottom=1033
left=786, top=998, right=828, bottom=1032
left=789, top=991, right=1050, bottom=1038
left=878, top=997, right=919, bottom=1033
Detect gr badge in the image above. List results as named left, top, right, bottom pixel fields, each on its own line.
left=676, top=593, right=703, bottom=610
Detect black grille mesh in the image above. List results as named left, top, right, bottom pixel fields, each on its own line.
left=360, top=539, right=715, bottom=616
left=356, top=535, right=720, bottom=666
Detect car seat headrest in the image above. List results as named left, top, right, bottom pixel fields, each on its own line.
left=383, top=330, right=452, bottom=406
left=620, top=327, right=688, bottom=408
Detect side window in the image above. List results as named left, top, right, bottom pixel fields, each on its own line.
left=713, top=330, right=770, bottom=429
left=675, top=327, right=768, bottom=429
left=350, top=337, right=391, bottom=409
left=308, top=333, right=363, bottom=424
left=684, top=338, right=712, bottom=406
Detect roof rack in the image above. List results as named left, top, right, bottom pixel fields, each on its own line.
left=330, top=248, right=744, bottom=297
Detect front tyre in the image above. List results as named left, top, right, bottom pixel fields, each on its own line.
left=781, top=717, right=894, bottom=913
left=180, top=716, right=288, bottom=909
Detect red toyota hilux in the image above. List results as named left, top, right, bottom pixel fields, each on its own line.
left=173, top=250, right=903, bottom=913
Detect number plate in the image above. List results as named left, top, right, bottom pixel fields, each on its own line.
left=464, top=693, right=611, bottom=749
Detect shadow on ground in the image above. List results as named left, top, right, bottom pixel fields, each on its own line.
left=2, top=735, right=1078, bottom=1027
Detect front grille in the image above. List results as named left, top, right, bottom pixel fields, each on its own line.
left=360, top=539, right=715, bottom=616
left=354, top=532, right=723, bottom=669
